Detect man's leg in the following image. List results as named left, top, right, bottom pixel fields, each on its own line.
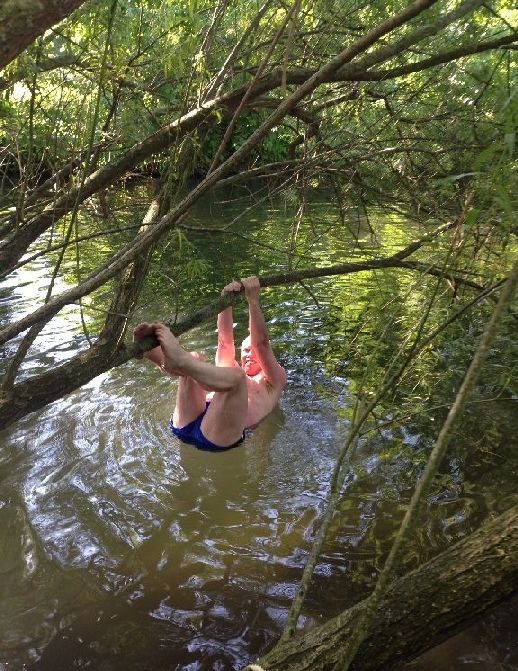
left=134, top=323, right=208, bottom=427
left=152, top=322, right=248, bottom=446
left=173, top=352, right=208, bottom=428
left=199, top=383, right=248, bottom=447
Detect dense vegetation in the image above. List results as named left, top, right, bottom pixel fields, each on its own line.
left=1, top=0, right=516, bottom=419
left=0, top=1, right=517, bottom=667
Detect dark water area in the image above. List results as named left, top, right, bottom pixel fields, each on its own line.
left=0, top=186, right=517, bottom=670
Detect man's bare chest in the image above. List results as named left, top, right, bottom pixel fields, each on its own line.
left=246, top=375, right=274, bottom=406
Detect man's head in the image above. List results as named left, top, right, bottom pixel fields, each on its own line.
left=241, top=335, right=261, bottom=376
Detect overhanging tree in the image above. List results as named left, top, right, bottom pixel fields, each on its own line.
left=0, top=1, right=517, bottom=667
left=0, top=0, right=516, bottom=420
left=0, top=1, right=515, bottom=433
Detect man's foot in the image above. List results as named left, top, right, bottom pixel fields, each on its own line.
left=133, top=322, right=164, bottom=367
left=133, top=322, right=154, bottom=341
left=152, top=322, right=191, bottom=376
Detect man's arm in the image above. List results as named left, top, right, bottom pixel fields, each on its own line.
left=215, top=280, right=241, bottom=368
left=242, top=276, right=287, bottom=388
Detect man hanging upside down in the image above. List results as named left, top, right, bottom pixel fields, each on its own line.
left=133, top=276, right=287, bottom=451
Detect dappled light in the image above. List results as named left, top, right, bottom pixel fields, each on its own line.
left=0, top=0, right=517, bottom=669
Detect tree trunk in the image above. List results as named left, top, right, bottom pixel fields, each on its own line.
left=0, top=0, right=88, bottom=69
left=249, top=504, right=518, bottom=671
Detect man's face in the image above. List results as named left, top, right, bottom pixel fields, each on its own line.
left=241, top=337, right=261, bottom=376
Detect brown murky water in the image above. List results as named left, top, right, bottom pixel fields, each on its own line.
left=1, top=191, right=517, bottom=670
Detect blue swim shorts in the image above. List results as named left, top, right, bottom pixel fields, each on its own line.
left=169, top=403, right=245, bottom=452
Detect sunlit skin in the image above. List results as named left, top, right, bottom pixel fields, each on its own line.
left=134, top=276, right=286, bottom=448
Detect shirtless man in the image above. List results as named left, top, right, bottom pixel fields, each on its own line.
left=133, top=276, right=287, bottom=451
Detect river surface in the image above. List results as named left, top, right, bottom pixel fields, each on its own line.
left=0, top=186, right=517, bottom=670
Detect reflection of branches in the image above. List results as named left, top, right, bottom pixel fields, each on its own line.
left=0, top=222, right=509, bottom=430
left=0, top=218, right=474, bottom=349
left=115, top=223, right=480, bottom=340
left=8, top=224, right=144, bottom=274
left=253, top=503, right=518, bottom=671
left=279, top=257, right=517, bottom=648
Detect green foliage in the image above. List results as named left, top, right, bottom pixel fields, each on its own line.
left=320, top=242, right=518, bottom=449
left=198, top=110, right=291, bottom=172
left=0, top=0, right=516, bottom=414
left=1, top=0, right=515, bottom=201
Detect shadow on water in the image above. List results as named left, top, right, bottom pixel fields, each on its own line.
left=0, top=189, right=517, bottom=669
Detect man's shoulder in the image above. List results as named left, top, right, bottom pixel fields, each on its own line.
left=248, top=369, right=287, bottom=393
left=267, top=363, right=287, bottom=390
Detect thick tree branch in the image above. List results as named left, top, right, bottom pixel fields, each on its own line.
left=247, top=504, right=518, bottom=671
left=0, top=0, right=88, bottom=69
left=349, top=33, right=518, bottom=81
left=96, top=190, right=162, bottom=345
left=0, top=53, right=85, bottom=91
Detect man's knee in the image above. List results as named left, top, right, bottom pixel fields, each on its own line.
left=228, top=366, right=247, bottom=391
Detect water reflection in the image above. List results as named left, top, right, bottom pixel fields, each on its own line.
left=0, top=343, right=345, bottom=669
left=407, top=593, right=518, bottom=671
left=0, top=191, right=517, bottom=669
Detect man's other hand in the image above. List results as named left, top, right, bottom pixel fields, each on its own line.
left=241, top=276, right=261, bottom=303
left=221, top=279, right=242, bottom=296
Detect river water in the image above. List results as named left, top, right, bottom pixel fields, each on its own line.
left=0, top=185, right=517, bottom=670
